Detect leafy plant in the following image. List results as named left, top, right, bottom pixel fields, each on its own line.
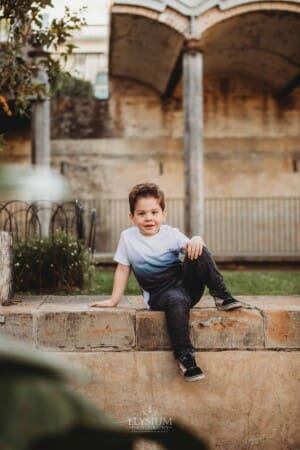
left=0, top=0, right=86, bottom=115
left=13, top=232, right=91, bottom=292
left=52, top=71, right=94, bottom=99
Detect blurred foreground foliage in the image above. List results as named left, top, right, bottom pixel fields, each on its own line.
left=0, top=335, right=209, bottom=450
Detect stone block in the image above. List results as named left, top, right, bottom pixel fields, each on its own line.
left=0, top=312, right=33, bottom=344
left=137, top=308, right=264, bottom=350
left=0, top=296, right=45, bottom=344
left=265, top=310, right=300, bottom=349
left=136, top=311, right=170, bottom=350
left=37, top=309, right=136, bottom=351
left=190, top=309, right=264, bottom=349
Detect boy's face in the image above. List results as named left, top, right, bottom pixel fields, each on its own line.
left=130, top=196, right=166, bottom=236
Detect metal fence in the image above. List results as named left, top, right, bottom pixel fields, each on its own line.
left=0, top=200, right=96, bottom=253
left=80, top=197, right=300, bottom=257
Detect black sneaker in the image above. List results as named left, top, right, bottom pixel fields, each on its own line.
left=214, top=297, right=243, bottom=311
left=178, top=353, right=205, bottom=382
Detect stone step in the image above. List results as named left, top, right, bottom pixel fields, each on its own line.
left=0, top=295, right=299, bottom=351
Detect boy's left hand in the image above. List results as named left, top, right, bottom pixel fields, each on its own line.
left=184, top=235, right=205, bottom=259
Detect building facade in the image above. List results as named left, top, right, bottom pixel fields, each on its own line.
left=1, top=0, right=300, bottom=254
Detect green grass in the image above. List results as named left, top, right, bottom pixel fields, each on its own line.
left=84, top=269, right=300, bottom=296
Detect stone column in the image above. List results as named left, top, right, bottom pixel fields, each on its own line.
left=31, top=66, right=51, bottom=237
left=183, top=39, right=204, bottom=237
left=0, top=230, right=13, bottom=305
left=31, top=67, right=50, bottom=167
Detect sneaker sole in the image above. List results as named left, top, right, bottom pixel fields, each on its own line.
left=216, top=303, right=243, bottom=311
left=184, top=373, right=206, bottom=382
left=179, top=363, right=205, bottom=381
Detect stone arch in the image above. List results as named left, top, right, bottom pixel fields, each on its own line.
left=111, top=4, right=189, bottom=35
left=112, top=2, right=300, bottom=38
left=110, top=2, right=300, bottom=95
left=196, top=1, right=300, bottom=37
left=198, top=6, right=300, bottom=94
left=110, top=10, right=186, bottom=94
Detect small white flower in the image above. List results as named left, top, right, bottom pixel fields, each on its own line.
left=14, top=262, right=20, bottom=267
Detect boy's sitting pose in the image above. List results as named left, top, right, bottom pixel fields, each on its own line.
left=91, top=183, right=242, bottom=382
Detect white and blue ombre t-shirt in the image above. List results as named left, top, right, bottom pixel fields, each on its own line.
left=114, top=225, right=189, bottom=307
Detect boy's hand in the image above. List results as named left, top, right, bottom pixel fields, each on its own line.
left=90, top=299, right=118, bottom=308
left=184, top=235, right=205, bottom=259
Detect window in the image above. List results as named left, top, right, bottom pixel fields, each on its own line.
left=94, top=72, right=109, bottom=99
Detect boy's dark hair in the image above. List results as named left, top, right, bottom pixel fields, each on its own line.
left=129, top=183, right=165, bottom=214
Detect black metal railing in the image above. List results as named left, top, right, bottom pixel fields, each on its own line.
left=1, top=197, right=299, bottom=257
left=0, top=200, right=97, bottom=253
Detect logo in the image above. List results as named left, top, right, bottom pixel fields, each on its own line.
left=116, top=405, right=173, bottom=433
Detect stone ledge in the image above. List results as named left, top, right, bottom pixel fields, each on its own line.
left=0, top=295, right=299, bottom=351
left=136, top=309, right=264, bottom=350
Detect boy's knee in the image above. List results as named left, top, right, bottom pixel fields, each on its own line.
left=198, top=246, right=211, bottom=259
left=185, top=245, right=211, bottom=264
left=166, top=292, right=190, bottom=310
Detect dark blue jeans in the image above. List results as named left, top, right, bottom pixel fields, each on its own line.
left=148, top=246, right=234, bottom=359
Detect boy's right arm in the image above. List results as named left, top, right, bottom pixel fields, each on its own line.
left=90, top=263, right=131, bottom=307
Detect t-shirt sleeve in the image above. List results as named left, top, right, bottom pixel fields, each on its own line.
left=174, top=227, right=190, bottom=249
left=114, top=232, right=131, bottom=266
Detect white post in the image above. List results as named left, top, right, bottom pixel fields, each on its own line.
left=0, top=231, right=13, bottom=305
left=31, top=66, right=51, bottom=237
left=31, top=67, right=50, bottom=167
left=183, top=39, right=204, bottom=237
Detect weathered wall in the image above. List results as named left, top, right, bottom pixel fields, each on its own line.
left=1, top=76, right=300, bottom=199
left=51, top=76, right=300, bottom=199
left=0, top=295, right=299, bottom=450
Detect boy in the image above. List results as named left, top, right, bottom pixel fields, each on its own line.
left=91, top=183, right=242, bottom=382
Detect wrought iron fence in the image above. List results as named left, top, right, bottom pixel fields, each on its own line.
left=80, top=197, right=300, bottom=257
left=0, top=200, right=96, bottom=253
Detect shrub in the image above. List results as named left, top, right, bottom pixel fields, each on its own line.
left=52, top=72, right=94, bottom=100
left=13, top=233, right=91, bottom=293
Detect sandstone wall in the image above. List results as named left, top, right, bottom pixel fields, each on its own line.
left=51, top=77, right=300, bottom=199
left=1, top=76, right=299, bottom=199
left=0, top=295, right=299, bottom=450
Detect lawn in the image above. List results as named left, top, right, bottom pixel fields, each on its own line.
left=85, top=269, right=300, bottom=296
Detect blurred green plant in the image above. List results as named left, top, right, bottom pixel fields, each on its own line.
left=52, top=71, right=94, bottom=99
left=13, top=232, right=91, bottom=292
left=0, top=334, right=209, bottom=450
